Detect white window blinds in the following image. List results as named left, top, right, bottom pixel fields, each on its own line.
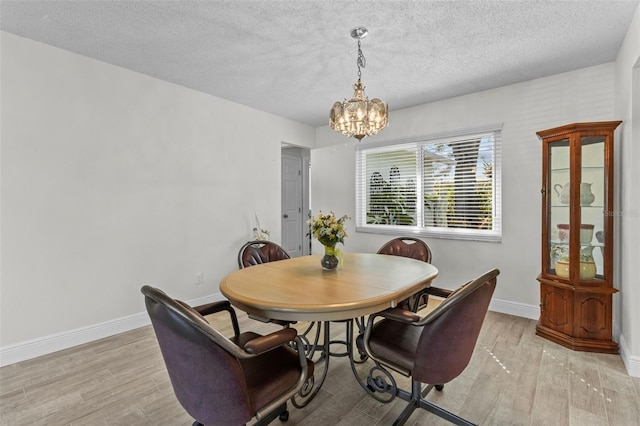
left=355, top=125, right=502, bottom=241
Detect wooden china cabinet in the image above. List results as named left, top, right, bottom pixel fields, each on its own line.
left=536, top=121, right=621, bottom=353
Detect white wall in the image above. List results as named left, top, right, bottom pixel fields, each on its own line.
left=315, top=62, right=616, bottom=306
left=315, top=55, right=640, bottom=375
left=2, top=12, right=639, bottom=376
left=0, top=32, right=315, bottom=360
left=615, top=4, right=640, bottom=376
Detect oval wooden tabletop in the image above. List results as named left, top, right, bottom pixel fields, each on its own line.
left=219, top=253, right=438, bottom=321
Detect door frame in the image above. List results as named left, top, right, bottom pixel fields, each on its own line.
left=281, top=146, right=311, bottom=256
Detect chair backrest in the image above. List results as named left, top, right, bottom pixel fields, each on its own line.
left=238, top=240, right=291, bottom=269
left=413, top=269, right=498, bottom=385
left=377, top=237, right=432, bottom=263
left=142, top=286, right=253, bottom=425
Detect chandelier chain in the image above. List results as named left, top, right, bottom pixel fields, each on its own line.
left=356, top=39, right=366, bottom=80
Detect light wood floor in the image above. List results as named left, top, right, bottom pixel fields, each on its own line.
left=1, top=309, right=639, bottom=426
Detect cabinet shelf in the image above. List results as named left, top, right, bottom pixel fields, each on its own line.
left=550, top=204, right=605, bottom=208
left=551, top=166, right=604, bottom=172
left=549, top=241, right=603, bottom=247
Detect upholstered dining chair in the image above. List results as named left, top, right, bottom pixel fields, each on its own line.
left=377, top=237, right=437, bottom=311
left=237, top=240, right=294, bottom=326
left=361, top=269, right=499, bottom=426
left=142, top=285, right=312, bottom=426
left=377, top=236, right=432, bottom=263
left=355, top=237, right=440, bottom=360
left=238, top=240, right=291, bottom=268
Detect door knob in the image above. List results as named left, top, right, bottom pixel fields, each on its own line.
left=283, top=214, right=289, bottom=218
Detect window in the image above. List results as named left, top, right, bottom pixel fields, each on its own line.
left=355, top=125, right=502, bottom=241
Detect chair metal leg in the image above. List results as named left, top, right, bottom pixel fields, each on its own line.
left=391, top=380, right=477, bottom=426
left=255, top=402, right=288, bottom=425
left=393, top=400, right=418, bottom=426
left=391, top=381, right=421, bottom=426
left=417, top=398, right=476, bottom=426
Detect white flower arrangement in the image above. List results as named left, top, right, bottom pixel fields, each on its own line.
left=307, top=211, right=350, bottom=247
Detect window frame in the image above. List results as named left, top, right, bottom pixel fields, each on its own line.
left=355, top=124, right=502, bottom=242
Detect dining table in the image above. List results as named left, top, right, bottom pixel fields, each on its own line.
left=219, top=252, right=438, bottom=405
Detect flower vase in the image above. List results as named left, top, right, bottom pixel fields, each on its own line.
left=321, top=245, right=339, bottom=270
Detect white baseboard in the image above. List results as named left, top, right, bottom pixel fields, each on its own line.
left=0, top=294, right=537, bottom=366
left=0, top=292, right=225, bottom=367
left=489, top=297, right=540, bottom=320
left=618, top=332, right=640, bottom=378
left=3, top=294, right=639, bottom=379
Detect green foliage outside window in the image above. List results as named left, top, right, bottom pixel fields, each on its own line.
left=367, top=160, right=493, bottom=230
left=356, top=128, right=500, bottom=241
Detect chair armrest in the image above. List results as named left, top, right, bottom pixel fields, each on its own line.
left=423, top=286, right=452, bottom=298
left=363, top=308, right=419, bottom=377
left=253, top=334, right=312, bottom=421
left=192, top=300, right=232, bottom=316
left=410, top=286, right=453, bottom=311
left=243, top=328, right=298, bottom=355
left=377, top=307, right=421, bottom=323
left=191, top=300, right=240, bottom=338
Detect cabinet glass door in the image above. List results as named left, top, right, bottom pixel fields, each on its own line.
left=580, top=136, right=606, bottom=281
left=548, top=138, right=570, bottom=277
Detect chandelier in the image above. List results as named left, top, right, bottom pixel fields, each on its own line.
left=330, top=27, right=388, bottom=141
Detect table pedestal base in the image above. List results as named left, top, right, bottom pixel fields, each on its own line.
left=291, top=318, right=368, bottom=408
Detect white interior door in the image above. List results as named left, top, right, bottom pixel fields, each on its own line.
left=282, top=155, right=303, bottom=257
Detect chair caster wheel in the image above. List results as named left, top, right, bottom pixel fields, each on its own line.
left=435, top=384, right=444, bottom=391
left=279, top=410, right=289, bottom=422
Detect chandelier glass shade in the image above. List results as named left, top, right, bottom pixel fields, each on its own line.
left=330, top=28, right=388, bottom=141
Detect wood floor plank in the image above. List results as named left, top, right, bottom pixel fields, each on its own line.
left=2, top=389, right=85, bottom=426
left=2, top=311, right=640, bottom=426
left=570, top=405, right=609, bottom=426
left=459, top=371, right=502, bottom=424
left=568, top=355, right=606, bottom=416
left=598, top=357, right=638, bottom=397
left=493, top=340, right=541, bottom=417
left=334, top=407, right=377, bottom=426
left=0, top=361, right=66, bottom=395
left=531, top=381, right=570, bottom=425
left=601, top=387, right=640, bottom=425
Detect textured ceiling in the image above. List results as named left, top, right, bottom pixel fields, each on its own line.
left=1, top=1, right=639, bottom=127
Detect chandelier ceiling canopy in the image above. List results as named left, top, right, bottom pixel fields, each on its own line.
left=329, top=27, right=388, bottom=141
